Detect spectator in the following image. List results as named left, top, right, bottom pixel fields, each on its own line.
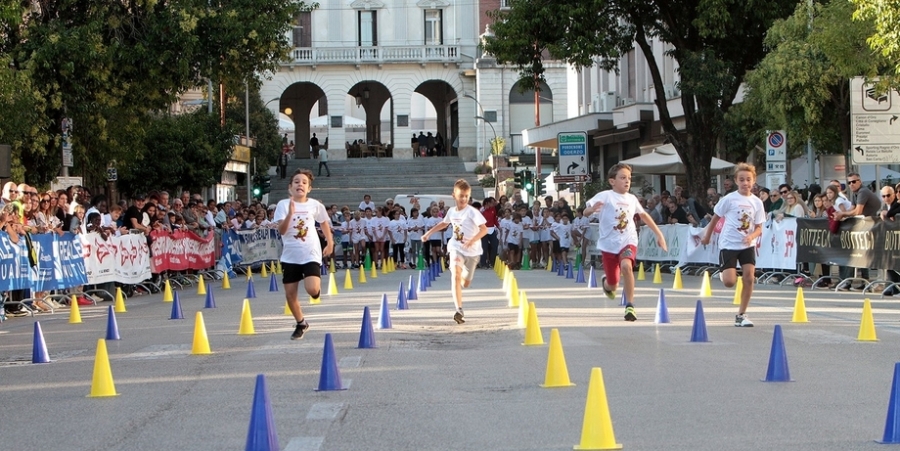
left=881, top=186, right=900, bottom=295
left=723, top=177, right=736, bottom=194
left=417, top=132, right=427, bottom=157
left=834, top=172, right=881, bottom=289
left=318, top=146, right=331, bottom=177
left=310, top=133, right=320, bottom=159
left=358, top=194, right=375, bottom=212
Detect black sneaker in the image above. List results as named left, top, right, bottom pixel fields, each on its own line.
left=291, top=320, right=309, bottom=340
left=624, top=304, right=637, bottom=322
left=600, top=275, right=615, bottom=300
left=453, top=310, right=465, bottom=324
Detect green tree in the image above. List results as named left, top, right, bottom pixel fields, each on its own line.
left=224, top=86, right=282, bottom=176
left=485, top=0, right=797, bottom=198
left=853, top=0, right=900, bottom=78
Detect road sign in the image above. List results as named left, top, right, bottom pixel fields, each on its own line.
left=765, top=130, right=786, bottom=162
left=851, top=77, right=900, bottom=164
left=107, top=168, right=118, bottom=182
left=556, top=131, right=589, bottom=183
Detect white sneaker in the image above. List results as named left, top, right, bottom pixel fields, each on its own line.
left=735, top=314, right=754, bottom=327
left=719, top=272, right=725, bottom=283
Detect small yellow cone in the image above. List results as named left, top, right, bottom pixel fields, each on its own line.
left=276, top=261, right=283, bottom=274
left=222, top=272, right=231, bottom=290
left=192, top=312, right=212, bottom=355
left=69, top=295, right=82, bottom=324
left=359, top=266, right=367, bottom=284
left=388, top=257, right=395, bottom=273
left=517, top=292, right=530, bottom=329
left=309, top=295, right=321, bottom=305
left=699, top=271, right=712, bottom=298
left=858, top=298, right=878, bottom=341
left=261, top=263, right=268, bottom=278
left=574, top=368, right=623, bottom=450
left=672, top=267, right=683, bottom=290
left=541, top=329, right=576, bottom=388
left=791, top=287, right=808, bottom=323
left=523, top=302, right=545, bottom=346
left=163, top=280, right=173, bottom=302
left=238, top=299, right=256, bottom=335
left=503, top=267, right=511, bottom=292
left=329, top=259, right=336, bottom=274
left=328, top=272, right=338, bottom=296
left=637, top=262, right=646, bottom=281
left=270, top=262, right=276, bottom=275
left=344, top=269, right=354, bottom=290
left=441, top=257, right=446, bottom=273
left=114, top=287, right=127, bottom=313
left=508, top=277, right=520, bottom=308
left=284, top=301, right=292, bottom=315
left=547, top=259, right=554, bottom=272
left=197, top=275, right=207, bottom=295
left=87, top=339, right=118, bottom=397
left=732, top=276, right=743, bottom=305
left=383, top=258, right=390, bottom=275
left=371, top=263, right=378, bottom=279
left=247, top=266, right=253, bottom=280
left=494, top=256, right=502, bottom=277
left=652, top=263, right=662, bottom=284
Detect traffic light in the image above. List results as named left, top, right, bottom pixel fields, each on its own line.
left=535, top=178, right=546, bottom=197
left=523, top=170, right=533, bottom=191
left=513, top=171, right=524, bottom=189
left=251, top=175, right=261, bottom=198
left=260, top=175, right=272, bottom=194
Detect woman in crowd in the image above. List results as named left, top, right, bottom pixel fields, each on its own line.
left=774, top=189, right=809, bottom=220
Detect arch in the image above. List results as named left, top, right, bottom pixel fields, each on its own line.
left=411, top=79, right=458, bottom=156
left=280, top=82, right=327, bottom=159
left=509, top=80, right=553, bottom=136
left=348, top=80, right=393, bottom=148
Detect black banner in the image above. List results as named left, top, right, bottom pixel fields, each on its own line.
left=797, top=218, right=900, bottom=269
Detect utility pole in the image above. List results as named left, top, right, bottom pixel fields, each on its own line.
left=245, top=81, right=252, bottom=202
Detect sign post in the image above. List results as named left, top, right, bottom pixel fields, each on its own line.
left=555, top=132, right=590, bottom=184
left=765, top=130, right=787, bottom=188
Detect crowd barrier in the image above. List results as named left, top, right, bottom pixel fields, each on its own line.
left=218, top=228, right=283, bottom=275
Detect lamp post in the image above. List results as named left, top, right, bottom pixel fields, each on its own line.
left=475, top=116, right=497, bottom=155
left=463, top=93, right=487, bottom=163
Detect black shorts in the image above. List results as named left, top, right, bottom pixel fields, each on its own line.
left=719, top=247, right=755, bottom=271
left=282, top=262, right=321, bottom=285
left=552, top=240, right=561, bottom=253
left=341, top=242, right=352, bottom=251
left=507, top=243, right=520, bottom=252
left=366, top=241, right=375, bottom=250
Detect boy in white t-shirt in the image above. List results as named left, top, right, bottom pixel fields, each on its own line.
left=274, top=169, right=334, bottom=340
left=583, top=164, right=667, bottom=321
left=701, top=162, right=766, bottom=327
left=551, top=214, right=574, bottom=268
left=422, top=179, right=488, bottom=324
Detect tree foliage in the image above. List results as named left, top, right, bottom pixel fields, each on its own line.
left=853, top=0, right=900, bottom=78
left=484, top=0, right=797, bottom=198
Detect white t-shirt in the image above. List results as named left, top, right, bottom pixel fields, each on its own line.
left=406, top=216, right=424, bottom=241
left=425, top=216, right=443, bottom=241
left=358, top=201, right=376, bottom=212
left=499, top=217, right=511, bottom=244
left=553, top=222, right=573, bottom=248
left=389, top=218, right=407, bottom=243
left=521, top=216, right=534, bottom=242
left=340, top=220, right=351, bottom=243
left=349, top=218, right=367, bottom=243
left=506, top=221, right=523, bottom=245
left=274, top=198, right=330, bottom=265
left=372, top=216, right=390, bottom=241
left=834, top=195, right=852, bottom=213
left=713, top=191, right=766, bottom=250
left=441, top=205, right=486, bottom=257
left=539, top=215, right=556, bottom=242
left=586, top=190, right=645, bottom=254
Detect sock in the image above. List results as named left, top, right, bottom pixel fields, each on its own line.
left=625, top=302, right=634, bottom=308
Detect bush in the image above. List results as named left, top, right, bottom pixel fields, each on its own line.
left=479, top=175, right=495, bottom=187
left=473, top=164, right=491, bottom=175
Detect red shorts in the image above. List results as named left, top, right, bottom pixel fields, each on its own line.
left=601, top=245, right=637, bottom=287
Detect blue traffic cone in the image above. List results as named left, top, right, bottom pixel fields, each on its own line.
left=377, top=294, right=392, bottom=329
left=690, top=300, right=709, bottom=343
left=557, top=261, right=565, bottom=276
left=575, top=264, right=586, bottom=283
left=106, top=306, right=121, bottom=340
left=246, top=278, right=256, bottom=299
left=204, top=287, right=217, bottom=309
left=654, top=289, right=670, bottom=324
left=588, top=267, right=598, bottom=288
left=32, top=322, right=50, bottom=364
left=426, top=267, right=433, bottom=287
left=565, top=262, right=574, bottom=279
left=358, top=306, right=376, bottom=349
left=418, top=271, right=427, bottom=292
left=397, top=282, right=409, bottom=310
left=316, top=333, right=346, bottom=391
left=407, top=275, right=417, bottom=300
left=881, top=362, right=900, bottom=443
left=245, top=374, right=280, bottom=451
left=763, top=325, right=793, bottom=382
left=320, top=262, right=327, bottom=276
left=268, top=273, right=278, bottom=292
left=619, top=290, right=627, bottom=307
left=433, top=262, right=440, bottom=279
left=170, top=292, right=184, bottom=320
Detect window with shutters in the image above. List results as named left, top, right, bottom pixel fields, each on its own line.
left=424, top=10, right=442, bottom=45
left=292, top=12, right=311, bottom=47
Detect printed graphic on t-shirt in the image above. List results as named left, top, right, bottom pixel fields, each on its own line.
left=613, top=208, right=629, bottom=233
left=453, top=224, right=464, bottom=242
left=294, top=218, right=308, bottom=241
left=738, top=211, right=751, bottom=233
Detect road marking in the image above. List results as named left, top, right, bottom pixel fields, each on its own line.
left=283, top=436, right=324, bottom=451
left=339, top=356, right=361, bottom=368
left=307, top=402, right=346, bottom=420
left=121, top=344, right=190, bottom=360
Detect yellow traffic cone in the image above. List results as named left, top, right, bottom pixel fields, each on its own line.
left=791, top=287, right=808, bottom=323
left=699, top=271, right=712, bottom=298
left=330, top=259, right=336, bottom=274
left=494, top=256, right=502, bottom=277
left=508, top=277, right=520, bottom=308
left=344, top=269, right=354, bottom=290
left=328, top=272, right=338, bottom=296
left=88, top=339, right=119, bottom=397
left=238, top=299, right=256, bottom=335
left=574, top=368, right=622, bottom=450
left=247, top=266, right=253, bottom=280
left=672, top=267, right=684, bottom=290
left=637, top=262, right=646, bottom=281
left=441, top=257, right=446, bottom=273
left=652, top=263, right=662, bottom=284
left=383, top=258, right=390, bottom=275
left=541, top=329, right=576, bottom=388
left=270, top=261, right=277, bottom=275
left=163, top=280, right=173, bottom=302
left=261, top=263, right=268, bottom=278
left=276, top=261, right=283, bottom=274
left=192, top=312, right=212, bottom=354
left=858, top=298, right=878, bottom=341
left=546, top=259, right=554, bottom=272
left=222, top=272, right=231, bottom=290
left=371, top=262, right=378, bottom=279
left=197, top=275, right=207, bottom=296
left=517, top=291, right=530, bottom=329
left=503, top=267, right=511, bottom=293
left=114, top=287, right=127, bottom=313
left=284, top=301, right=292, bottom=316
left=359, top=266, right=367, bottom=284
left=732, top=276, right=743, bottom=305
left=523, top=302, right=545, bottom=346
left=309, top=295, right=321, bottom=305
left=69, top=295, right=82, bottom=324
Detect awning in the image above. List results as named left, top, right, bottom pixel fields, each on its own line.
left=620, top=143, right=734, bottom=175
left=522, top=113, right=612, bottom=149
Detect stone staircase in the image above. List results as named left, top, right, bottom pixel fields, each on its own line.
left=268, top=156, right=482, bottom=208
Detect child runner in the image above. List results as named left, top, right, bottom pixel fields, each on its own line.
left=552, top=213, right=574, bottom=268
left=701, top=162, right=766, bottom=327
left=349, top=210, right=366, bottom=269
left=274, top=169, right=334, bottom=340
left=422, top=179, right=488, bottom=324
left=583, top=163, right=667, bottom=321
left=506, top=212, right=523, bottom=270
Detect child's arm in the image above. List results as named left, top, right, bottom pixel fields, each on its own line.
left=700, top=214, right=721, bottom=246
left=639, top=212, right=668, bottom=252
left=422, top=220, right=450, bottom=241
left=745, top=222, right=764, bottom=246
left=464, top=223, right=489, bottom=250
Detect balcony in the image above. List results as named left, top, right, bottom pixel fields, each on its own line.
left=289, top=45, right=461, bottom=66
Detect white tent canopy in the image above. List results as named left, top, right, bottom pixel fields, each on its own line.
left=279, top=115, right=367, bottom=131
left=620, top=143, right=734, bottom=175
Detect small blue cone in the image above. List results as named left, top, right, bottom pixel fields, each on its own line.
left=690, top=300, right=709, bottom=343
left=204, top=287, right=217, bottom=309
left=316, top=333, right=346, bottom=391
left=358, top=306, right=376, bottom=349
left=588, top=267, right=598, bottom=288
left=320, top=262, right=327, bottom=276
left=433, top=262, right=440, bottom=279
left=619, top=290, right=627, bottom=307
left=32, top=322, right=50, bottom=364
left=397, top=282, right=409, bottom=310
left=245, top=374, right=280, bottom=451
left=407, top=275, right=417, bottom=300
left=418, top=271, right=427, bottom=292
left=377, top=294, right=392, bottom=329
left=170, top=293, right=184, bottom=320
left=654, top=289, right=670, bottom=324
left=246, top=278, right=256, bottom=299
left=575, top=264, right=586, bottom=283
left=557, top=261, right=565, bottom=276
left=880, top=362, right=900, bottom=443
left=426, top=268, right=433, bottom=287
left=565, top=263, right=574, bottom=279
left=106, top=306, right=121, bottom=340
left=268, top=273, right=278, bottom=292
left=763, top=325, right=793, bottom=382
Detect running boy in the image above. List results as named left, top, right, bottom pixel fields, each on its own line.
left=274, top=169, right=334, bottom=340
left=700, top=162, right=765, bottom=327
left=583, top=163, right=667, bottom=321
left=422, top=179, right=488, bottom=324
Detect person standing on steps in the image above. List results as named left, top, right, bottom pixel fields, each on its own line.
left=278, top=150, right=289, bottom=179
left=318, top=146, right=331, bottom=177
left=310, top=133, right=320, bottom=159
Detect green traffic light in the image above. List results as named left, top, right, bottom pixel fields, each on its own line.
left=253, top=187, right=261, bottom=196
left=525, top=182, right=533, bottom=190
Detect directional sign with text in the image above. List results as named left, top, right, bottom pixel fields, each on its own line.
left=851, top=77, right=900, bottom=164
left=556, top=132, right=589, bottom=183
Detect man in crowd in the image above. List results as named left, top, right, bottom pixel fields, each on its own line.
left=834, top=172, right=882, bottom=289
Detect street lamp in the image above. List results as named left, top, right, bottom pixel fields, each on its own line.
left=475, top=116, right=497, bottom=156
left=463, top=93, right=488, bottom=163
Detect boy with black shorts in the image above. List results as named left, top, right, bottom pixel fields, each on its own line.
left=422, top=179, right=488, bottom=323
left=701, top=162, right=765, bottom=327
left=274, top=169, right=334, bottom=340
